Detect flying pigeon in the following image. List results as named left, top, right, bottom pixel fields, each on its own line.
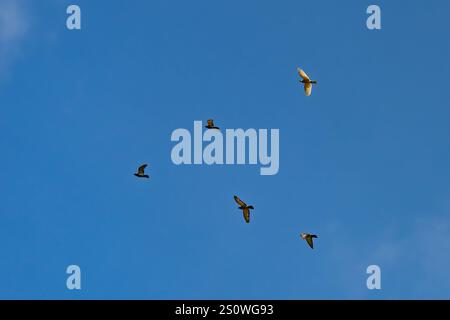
left=205, top=119, right=220, bottom=130
left=300, top=233, right=318, bottom=249
left=234, top=195, right=254, bottom=223
left=134, top=164, right=149, bottom=178
left=297, top=68, right=317, bottom=96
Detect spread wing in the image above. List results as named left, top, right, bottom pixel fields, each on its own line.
left=304, top=83, right=312, bottom=96
left=306, top=236, right=314, bottom=249
left=207, top=119, right=214, bottom=127
left=138, top=164, right=147, bottom=175
left=234, top=195, right=247, bottom=207
left=243, top=208, right=250, bottom=223
left=297, top=68, right=310, bottom=81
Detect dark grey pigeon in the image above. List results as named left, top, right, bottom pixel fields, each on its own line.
left=134, top=164, right=149, bottom=178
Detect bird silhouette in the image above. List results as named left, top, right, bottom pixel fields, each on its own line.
left=234, top=195, right=254, bottom=223
left=205, top=119, right=220, bottom=130
left=300, top=232, right=318, bottom=249
left=297, top=68, right=317, bottom=96
left=134, top=164, right=149, bottom=178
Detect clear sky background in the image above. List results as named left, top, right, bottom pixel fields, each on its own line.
left=0, top=0, right=449, bottom=299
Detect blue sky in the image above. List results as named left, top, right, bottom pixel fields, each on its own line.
left=0, top=0, right=449, bottom=299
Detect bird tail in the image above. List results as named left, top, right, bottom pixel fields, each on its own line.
left=247, top=206, right=254, bottom=210
left=312, top=235, right=318, bottom=238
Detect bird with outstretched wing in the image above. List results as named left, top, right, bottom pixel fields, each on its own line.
left=234, top=195, right=254, bottom=223
left=134, top=164, right=149, bottom=178
left=205, top=119, right=220, bottom=130
left=300, top=232, right=318, bottom=249
left=297, top=67, right=317, bottom=97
